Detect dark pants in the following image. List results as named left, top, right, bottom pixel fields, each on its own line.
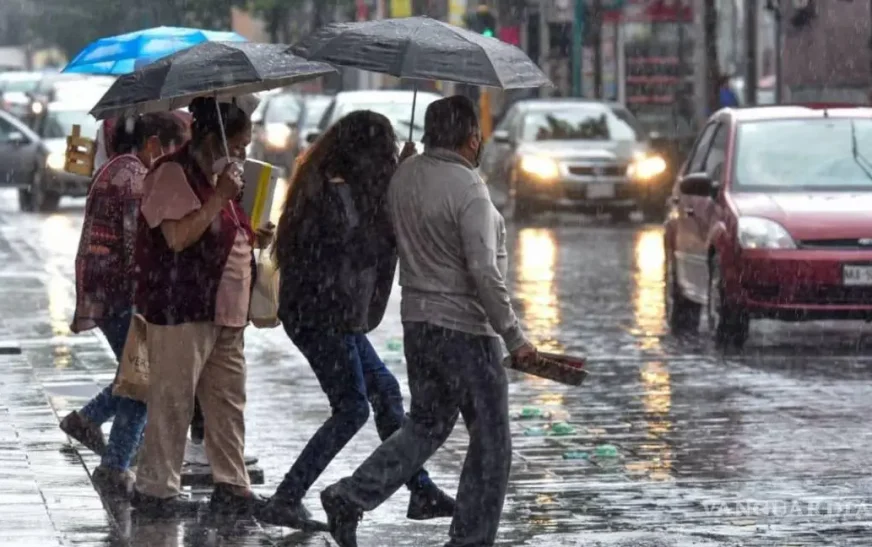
left=191, top=399, right=205, bottom=444
left=335, top=323, right=511, bottom=547
left=274, top=326, right=434, bottom=502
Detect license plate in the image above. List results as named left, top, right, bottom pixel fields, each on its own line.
left=587, top=183, right=615, bottom=199
left=843, top=265, right=872, bottom=286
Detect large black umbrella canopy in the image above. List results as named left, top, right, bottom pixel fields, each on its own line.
left=289, top=16, right=551, bottom=90
left=90, top=41, right=336, bottom=120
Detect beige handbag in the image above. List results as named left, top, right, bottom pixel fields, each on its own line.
left=113, top=314, right=149, bottom=402
left=249, top=248, right=281, bottom=328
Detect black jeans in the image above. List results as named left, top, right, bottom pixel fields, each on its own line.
left=335, top=322, right=511, bottom=547
left=274, top=327, right=434, bottom=502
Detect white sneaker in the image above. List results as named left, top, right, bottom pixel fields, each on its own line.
left=184, top=440, right=210, bottom=466
left=183, top=440, right=259, bottom=467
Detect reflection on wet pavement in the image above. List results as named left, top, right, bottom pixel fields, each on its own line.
left=3, top=193, right=872, bottom=545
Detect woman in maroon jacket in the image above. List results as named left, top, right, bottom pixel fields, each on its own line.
left=132, top=97, right=272, bottom=517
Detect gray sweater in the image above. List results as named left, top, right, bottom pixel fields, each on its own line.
left=388, top=147, right=528, bottom=351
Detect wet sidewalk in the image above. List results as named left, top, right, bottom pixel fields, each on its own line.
left=5, top=193, right=872, bottom=546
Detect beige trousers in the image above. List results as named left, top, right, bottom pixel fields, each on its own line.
left=135, top=322, right=249, bottom=498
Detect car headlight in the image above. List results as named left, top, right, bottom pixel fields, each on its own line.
left=627, top=154, right=667, bottom=181
left=737, top=217, right=796, bottom=249
left=46, top=152, right=65, bottom=171
left=264, top=123, right=292, bottom=149
left=519, top=155, right=559, bottom=180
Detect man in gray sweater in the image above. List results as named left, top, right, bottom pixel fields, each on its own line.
left=319, top=95, right=538, bottom=547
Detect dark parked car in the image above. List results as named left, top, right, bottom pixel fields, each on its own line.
left=0, top=108, right=42, bottom=190
left=479, top=99, right=670, bottom=221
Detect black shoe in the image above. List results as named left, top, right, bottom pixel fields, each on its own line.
left=210, top=483, right=269, bottom=516
left=258, top=496, right=329, bottom=531
left=407, top=483, right=456, bottom=520
left=131, top=490, right=203, bottom=518
left=92, top=465, right=135, bottom=498
left=60, top=410, right=106, bottom=456
left=321, top=484, right=362, bottom=547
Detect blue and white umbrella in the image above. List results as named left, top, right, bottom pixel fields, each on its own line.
left=63, top=26, right=246, bottom=75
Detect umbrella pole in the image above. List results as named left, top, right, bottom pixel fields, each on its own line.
left=215, top=98, right=231, bottom=159
left=408, top=83, right=417, bottom=143
left=214, top=98, right=241, bottom=227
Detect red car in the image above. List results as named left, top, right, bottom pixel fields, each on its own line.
left=664, top=105, right=872, bottom=348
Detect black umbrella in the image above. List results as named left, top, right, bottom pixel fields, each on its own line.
left=289, top=16, right=551, bottom=140
left=89, top=41, right=336, bottom=120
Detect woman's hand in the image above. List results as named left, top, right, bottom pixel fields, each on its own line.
left=254, top=222, right=275, bottom=249
left=399, top=141, right=417, bottom=162
left=216, top=162, right=243, bottom=201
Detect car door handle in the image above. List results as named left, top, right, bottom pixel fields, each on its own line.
left=684, top=207, right=695, bottom=217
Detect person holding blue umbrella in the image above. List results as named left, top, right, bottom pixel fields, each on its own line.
left=58, top=27, right=260, bottom=478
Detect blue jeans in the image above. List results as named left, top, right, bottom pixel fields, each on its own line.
left=79, top=310, right=147, bottom=470
left=274, top=327, right=434, bottom=502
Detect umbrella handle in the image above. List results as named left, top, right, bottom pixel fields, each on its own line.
left=408, top=83, right=417, bottom=143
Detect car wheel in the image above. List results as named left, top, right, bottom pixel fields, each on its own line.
left=665, top=251, right=701, bottom=333
left=707, top=254, right=750, bottom=349
left=31, top=170, right=60, bottom=213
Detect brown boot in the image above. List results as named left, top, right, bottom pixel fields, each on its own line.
left=92, top=465, right=135, bottom=498
left=59, top=411, right=106, bottom=456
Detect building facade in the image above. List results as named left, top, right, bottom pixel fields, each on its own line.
left=782, top=0, right=871, bottom=103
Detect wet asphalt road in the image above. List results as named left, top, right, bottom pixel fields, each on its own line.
left=2, top=189, right=872, bottom=546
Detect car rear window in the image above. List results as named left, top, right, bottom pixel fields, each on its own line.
left=734, top=118, right=872, bottom=191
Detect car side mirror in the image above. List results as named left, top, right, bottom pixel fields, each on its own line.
left=492, top=130, right=511, bottom=144
left=305, top=131, right=320, bottom=144
left=679, top=172, right=718, bottom=198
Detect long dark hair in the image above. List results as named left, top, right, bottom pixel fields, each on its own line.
left=274, top=110, right=398, bottom=269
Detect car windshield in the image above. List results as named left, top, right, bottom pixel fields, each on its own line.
left=734, top=118, right=872, bottom=191
left=521, top=106, right=644, bottom=142
left=299, top=97, right=332, bottom=129
left=335, top=95, right=439, bottom=142
left=42, top=109, right=99, bottom=140
left=264, top=94, right=301, bottom=124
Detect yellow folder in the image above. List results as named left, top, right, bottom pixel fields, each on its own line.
left=241, top=159, right=281, bottom=228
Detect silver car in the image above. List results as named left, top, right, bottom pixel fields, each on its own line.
left=479, top=99, right=664, bottom=221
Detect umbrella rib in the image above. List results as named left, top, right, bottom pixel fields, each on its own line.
left=438, top=27, right=506, bottom=88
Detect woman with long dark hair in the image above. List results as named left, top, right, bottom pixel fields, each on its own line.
left=259, top=110, right=455, bottom=529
